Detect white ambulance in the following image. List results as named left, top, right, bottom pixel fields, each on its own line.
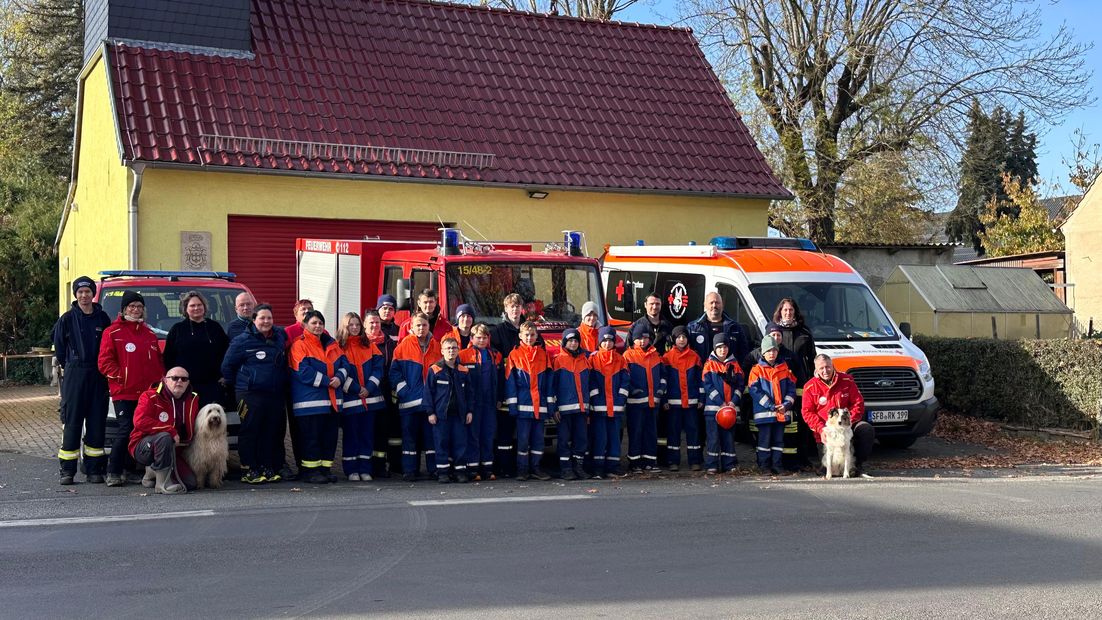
left=601, top=236, right=937, bottom=447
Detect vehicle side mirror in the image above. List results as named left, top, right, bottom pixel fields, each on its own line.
left=899, top=322, right=912, bottom=339
left=396, top=278, right=411, bottom=311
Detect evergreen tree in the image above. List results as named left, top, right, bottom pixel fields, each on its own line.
left=0, top=0, right=83, bottom=178
left=946, top=102, right=1038, bottom=254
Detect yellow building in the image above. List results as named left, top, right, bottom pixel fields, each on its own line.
left=1060, top=173, right=1102, bottom=335
left=58, top=0, right=789, bottom=320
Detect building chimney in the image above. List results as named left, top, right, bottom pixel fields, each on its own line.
left=84, top=0, right=252, bottom=63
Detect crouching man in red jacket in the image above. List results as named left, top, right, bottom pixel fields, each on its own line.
left=129, top=366, right=199, bottom=494
left=801, top=354, right=874, bottom=477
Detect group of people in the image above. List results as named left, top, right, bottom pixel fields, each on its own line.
left=52, top=275, right=876, bottom=493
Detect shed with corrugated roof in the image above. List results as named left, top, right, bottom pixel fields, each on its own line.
left=877, top=265, right=1072, bottom=339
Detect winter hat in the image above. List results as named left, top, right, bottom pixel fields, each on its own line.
left=581, top=301, right=599, bottom=318
left=712, top=334, right=728, bottom=351
left=598, top=326, right=617, bottom=343
left=120, top=290, right=144, bottom=309
left=764, top=322, right=783, bottom=336
left=72, top=276, right=96, bottom=297
left=761, top=335, right=779, bottom=353
left=630, top=322, right=653, bottom=343
left=455, top=304, right=474, bottom=320
left=376, top=294, right=397, bottom=309
left=562, top=328, right=580, bottom=342
left=671, top=325, right=688, bottom=341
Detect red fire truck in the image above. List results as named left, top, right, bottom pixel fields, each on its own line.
left=295, top=229, right=606, bottom=351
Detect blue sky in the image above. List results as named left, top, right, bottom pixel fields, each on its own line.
left=616, top=0, right=1100, bottom=197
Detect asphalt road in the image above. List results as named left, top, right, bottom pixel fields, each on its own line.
left=2, top=451, right=1101, bottom=619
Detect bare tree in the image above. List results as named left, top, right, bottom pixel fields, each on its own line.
left=684, top=0, right=1092, bottom=243
left=477, top=0, right=641, bottom=20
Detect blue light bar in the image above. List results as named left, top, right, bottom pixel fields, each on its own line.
left=707, top=237, right=820, bottom=252
left=100, top=270, right=237, bottom=281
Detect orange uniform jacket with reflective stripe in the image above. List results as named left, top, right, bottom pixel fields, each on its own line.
left=505, top=344, right=553, bottom=419
left=663, top=346, right=702, bottom=408
left=577, top=324, right=599, bottom=354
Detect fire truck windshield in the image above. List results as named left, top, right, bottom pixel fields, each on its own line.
left=445, top=262, right=604, bottom=326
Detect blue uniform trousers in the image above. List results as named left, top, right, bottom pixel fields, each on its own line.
left=590, top=414, right=623, bottom=476
left=340, top=412, right=375, bottom=476
left=432, top=414, right=467, bottom=474
left=626, top=405, right=658, bottom=470
left=298, top=411, right=339, bottom=470
left=703, top=414, right=737, bottom=471
left=515, top=417, right=545, bottom=474
left=494, top=409, right=517, bottom=477
left=465, top=404, right=496, bottom=474
left=557, top=412, right=588, bottom=471
left=401, top=412, right=436, bottom=475
left=666, top=406, right=702, bottom=467
left=756, top=420, right=785, bottom=469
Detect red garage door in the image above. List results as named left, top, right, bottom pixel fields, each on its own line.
left=227, top=215, right=441, bottom=326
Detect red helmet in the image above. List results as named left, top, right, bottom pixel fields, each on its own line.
left=716, top=405, right=738, bottom=429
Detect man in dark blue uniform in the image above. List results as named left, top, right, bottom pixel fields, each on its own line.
left=52, top=276, right=112, bottom=485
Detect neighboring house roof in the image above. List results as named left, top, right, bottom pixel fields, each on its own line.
left=1039, top=194, right=1081, bottom=226
left=100, top=0, right=791, bottom=198
left=823, top=242, right=961, bottom=251
left=894, top=265, right=1070, bottom=314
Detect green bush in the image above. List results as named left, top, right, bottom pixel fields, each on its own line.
left=914, top=335, right=1102, bottom=432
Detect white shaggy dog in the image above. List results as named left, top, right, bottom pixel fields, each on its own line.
left=821, top=408, right=854, bottom=479
left=185, top=403, right=229, bottom=489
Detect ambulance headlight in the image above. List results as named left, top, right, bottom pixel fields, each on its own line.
left=918, top=360, right=933, bottom=383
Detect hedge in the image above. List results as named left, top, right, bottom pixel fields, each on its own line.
left=913, top=335, right=1102, bottom=432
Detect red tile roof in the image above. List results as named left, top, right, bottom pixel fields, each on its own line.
left=106, top=0, right=791, bottom=198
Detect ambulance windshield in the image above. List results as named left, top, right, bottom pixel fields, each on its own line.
left=749, top=282, right=898, bottom=341
left=445, top=262, right=604, bottom=327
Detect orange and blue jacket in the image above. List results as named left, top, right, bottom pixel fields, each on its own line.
left=577, top=323, right=600, bottom=355
left=703, top=353, right=745, bottom=415
left=747, top=358, right=797, bottom=424
left=459, top=345, right=500, bottom=413
left=505, top=343, right=554, bottom=420
left=341, top=337, right=386, bottom=415
left=290, top=331, right=356, bottom=417
left=663, top=345, right=703, bottom=408
left=552, top=347, right=592, bottom=416
left=389, top=334, right=443, bottom=415
left=588, top=349, right=630, bottom=417
left=624, top=343, right=666, bottom=408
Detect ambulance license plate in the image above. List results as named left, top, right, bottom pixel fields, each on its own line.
left=870, top=410, right=909, bottom=423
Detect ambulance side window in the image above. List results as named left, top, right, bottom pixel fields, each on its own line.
left=717, top=282, right=761, bottom=343
left=605, top=271, right=656, bottom=322
left=654, top=272, right=705, bottom=327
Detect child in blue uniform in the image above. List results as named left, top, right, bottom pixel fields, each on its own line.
left=702, top=334, right=744, bottom=474
left=552, top=328, right=591, bottom=480
left=747, top=335, right=797, bottom=475
left=426, top=336, right=473, bottom=483
left=588, top=326, right=630, bottom=479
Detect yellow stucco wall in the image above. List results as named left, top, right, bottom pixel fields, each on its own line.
left=57, top=55, right=131, bottom=313
left=1061, top=176, right=1102, bottom=334
left=135, top=167, right=770, bottom=271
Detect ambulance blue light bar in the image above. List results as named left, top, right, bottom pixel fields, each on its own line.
left=707, top=237, right=820, bottom=252
left=100, top=270, right=237, bottom=281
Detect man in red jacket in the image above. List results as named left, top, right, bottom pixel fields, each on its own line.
left=801, top=354, right=875, bottom=477
left=129, top=367, right=199, bottom=494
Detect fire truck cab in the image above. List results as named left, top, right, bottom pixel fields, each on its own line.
left=602, top=237, right=938, bottom=447
left=297, top=229, right=606, bottom=352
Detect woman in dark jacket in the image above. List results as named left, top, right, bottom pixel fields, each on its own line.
left=221, top=304, right=288, bottom=483
left=164, top=291, right=230, bottom=407
left=772, top=297, right=817, bottom=469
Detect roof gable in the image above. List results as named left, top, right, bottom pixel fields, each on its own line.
left=103, top=0, right=791, bottom=198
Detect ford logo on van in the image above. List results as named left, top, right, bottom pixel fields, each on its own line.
left=874, top=379, right=896, bottom=388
